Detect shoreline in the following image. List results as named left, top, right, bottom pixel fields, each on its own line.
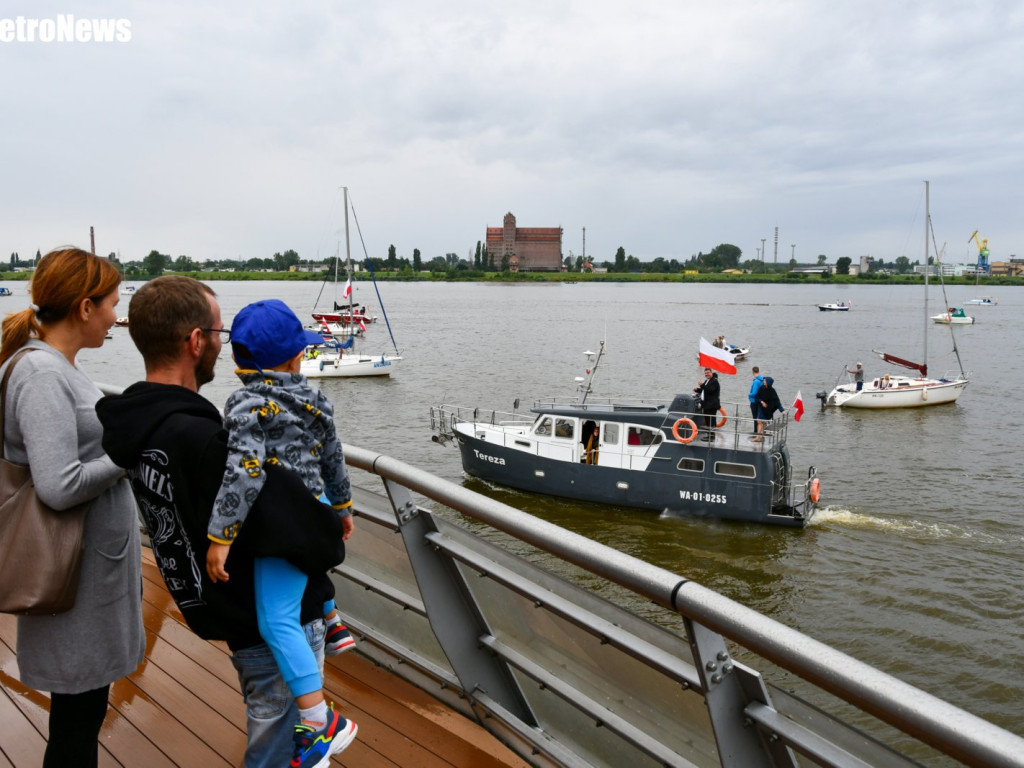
left=5, top=271, right=1018, bottom=286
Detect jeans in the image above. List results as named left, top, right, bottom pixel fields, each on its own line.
left=230, top=618, right=326, bottom=768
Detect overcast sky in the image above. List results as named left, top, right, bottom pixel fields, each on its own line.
left=3, top=1, right=1022, bottom=267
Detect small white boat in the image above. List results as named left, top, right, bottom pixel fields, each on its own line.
left=308, top=320, right=363, bottom=338
left=724, top=343, right=750, bottom=361
left=931, top=307, right=975, bottom=325
left=301, top=346, right=401, bottom=378
left=820, top=182, right=969, bottom=409
left=820, top=370, right=968, bottom=408
left=114, top=316, right=129, bottom=327
left=121, top=285, right=137, bottom=295
left=817, top=301, right=850, bottom=311
left=964, top=296, right=996, bottom=306
left=708, top=336, right=749, bottom=362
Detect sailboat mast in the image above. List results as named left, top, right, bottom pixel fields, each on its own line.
left=343, top=186, right=355, bottom=338
left=923, top=180, right=929, bottom=373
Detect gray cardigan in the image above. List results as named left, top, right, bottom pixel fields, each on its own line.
left=1, top=339, right=144, bottom=694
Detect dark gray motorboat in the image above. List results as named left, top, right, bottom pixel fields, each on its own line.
left=431, top=341, right=818, bottom=527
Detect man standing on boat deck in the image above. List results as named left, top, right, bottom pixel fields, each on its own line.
left=748, top=366, right=764, bottom=433
left=96, top=276, right=351, bottom=768
left=693, top=367, right=721, bottom=441
left=847, top=362, right=864, bottom=391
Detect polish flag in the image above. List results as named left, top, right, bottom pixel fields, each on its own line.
left=698, top=337, right=737, bottom=375
left=792, top=391, right=804, bottom=422
left=342, top=278, right=352, bottom=299
left=358, top=318, right=366, bottom=332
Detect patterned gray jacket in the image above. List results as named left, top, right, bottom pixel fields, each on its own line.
left=209, top=369, right=351, bottom=544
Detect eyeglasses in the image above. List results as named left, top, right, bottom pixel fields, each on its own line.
left=184, top=327, right=232, bottom=341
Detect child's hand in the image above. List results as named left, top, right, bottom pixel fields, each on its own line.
left=206, top=542, right=231, bottom=582
left=341, top=514, right=354, bottom=542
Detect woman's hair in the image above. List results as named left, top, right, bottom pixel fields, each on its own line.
left=0, top=247, right=121, bottom=366
left=127, top=275, right=216, bottom=368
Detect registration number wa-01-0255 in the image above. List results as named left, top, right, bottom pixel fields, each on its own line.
left=679, top=491, right=727, bottom=504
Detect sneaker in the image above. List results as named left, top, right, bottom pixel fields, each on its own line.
left=325, top=621, right=356, bottom=656
left=290, top=708, right=358, bottom=768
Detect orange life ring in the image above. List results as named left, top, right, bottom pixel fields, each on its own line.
left=671, top=418, right=698, bottom=444
left=715, top=408, right=728, bottom=428
left=808, top=477, right=821, bottom=504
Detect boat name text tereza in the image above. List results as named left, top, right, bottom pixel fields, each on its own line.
left=431, top=341, right=818, bottom=528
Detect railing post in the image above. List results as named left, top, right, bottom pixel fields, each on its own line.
left=381, top=476, right=538, bottom=727
left=685, top=619, right=796, bottom=768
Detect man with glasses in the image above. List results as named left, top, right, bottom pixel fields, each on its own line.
left=97, top=276, right=347, bottom=767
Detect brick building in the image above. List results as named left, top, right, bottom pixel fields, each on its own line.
left=485, top=212, right=563, bottom=271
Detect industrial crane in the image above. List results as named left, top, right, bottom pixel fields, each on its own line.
left=968, top=230, right=990, bottom=272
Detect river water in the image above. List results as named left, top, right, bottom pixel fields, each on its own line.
left=34, top=278, right=1022, bottom=739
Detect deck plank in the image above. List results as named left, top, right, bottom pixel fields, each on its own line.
left=0, top=549, right=532, bottom=768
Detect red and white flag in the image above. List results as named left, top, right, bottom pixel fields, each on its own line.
left=698, top=337, right=737, bottom=375
left=342, top=278, right=352, bottom=299
left=792, top=391, right=804, bottom=422
left=358, top=318, right=366, bottom=332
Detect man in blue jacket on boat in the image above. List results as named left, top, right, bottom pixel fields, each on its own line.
left=748, top=366, right=764, bottom=433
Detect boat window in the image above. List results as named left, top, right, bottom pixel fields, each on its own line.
left=601, top=423, right=620, bottom=445
left=534, top=417, right=553, bottom=437
left=627, top=426, right=662, bottom=446
left=554, top=418, right=575, bottom=439
left=677, top=458, right=704, bottom=472
left=714, top=461, right=756, bottom=479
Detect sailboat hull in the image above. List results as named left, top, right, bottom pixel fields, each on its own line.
left=825, top=377, right=967, bottom=408
left=302, top=354, right=401, bottom=378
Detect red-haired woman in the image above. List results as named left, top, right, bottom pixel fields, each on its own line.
left=0, top=248, right=144, bottom=768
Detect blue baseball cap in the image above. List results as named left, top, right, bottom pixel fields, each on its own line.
left=230, top=299, right=324, bottom=369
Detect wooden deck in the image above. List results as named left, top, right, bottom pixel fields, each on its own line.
left=0, top=549, right=531, bottom=767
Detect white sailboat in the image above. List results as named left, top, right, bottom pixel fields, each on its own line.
left=301, top=188, right=402, bottom=379
left=821, top=182, right=969, bottom=409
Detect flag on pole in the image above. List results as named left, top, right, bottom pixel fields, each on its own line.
left=698, top=337, right=737, bottom=375
left=342, top=278, right=352, bottom=299
left=792, top=391, right=804, bottom=422
left=358, top=318, right=366, bottom=332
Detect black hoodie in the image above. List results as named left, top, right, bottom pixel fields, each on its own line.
left=97, top=382, right=345, bottom=651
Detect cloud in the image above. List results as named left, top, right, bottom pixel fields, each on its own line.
left=3, top=0, right=1023, bottom=264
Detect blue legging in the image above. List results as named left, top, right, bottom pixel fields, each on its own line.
left=254, top=557, right=333, bottom=699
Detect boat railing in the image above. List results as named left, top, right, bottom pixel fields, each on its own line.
left=337, top=446, right=1022, bottom=768
left=937, top=368, right=972, bottom=382
left=429, top=404, right=533, bottom=437
left=662, top=401, right=790, bottom=451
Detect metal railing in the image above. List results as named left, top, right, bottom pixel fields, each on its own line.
left=334, top=445, right=1024, bottom=768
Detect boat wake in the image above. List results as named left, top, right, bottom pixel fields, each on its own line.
left=811, top=507, right=1020, bottom=544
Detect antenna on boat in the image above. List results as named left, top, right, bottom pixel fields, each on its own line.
left=577, top=339, right=605, bottom=405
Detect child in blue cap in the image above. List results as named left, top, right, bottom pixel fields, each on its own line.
left=206, top=298, right=358, bottom=766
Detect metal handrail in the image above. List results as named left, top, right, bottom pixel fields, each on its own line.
left=344, top=444, right=1024, bottom=768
